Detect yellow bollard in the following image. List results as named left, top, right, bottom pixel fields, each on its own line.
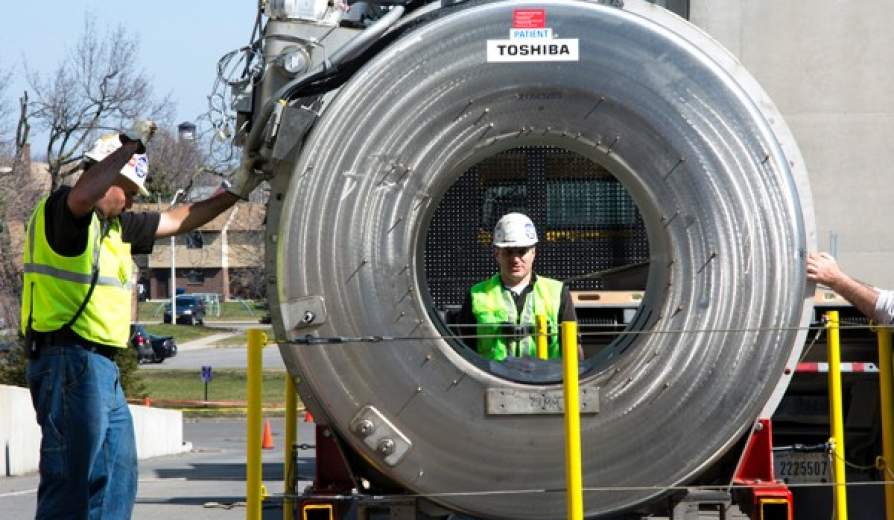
left=284, top=375, right=298, bottom=520
left=877, top=325, right=894, bottom=519
left=561, top=321, right=584, bottom=520
left=247, top=329, right=267, bottom=520
left=826, top=311, right=848, bottom=520
left=535, top=314, right=548, bottom=360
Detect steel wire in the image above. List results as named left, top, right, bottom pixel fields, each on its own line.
left=278, top=322, right=894, bottom=346
left=259, top=478, right=894, bottom=503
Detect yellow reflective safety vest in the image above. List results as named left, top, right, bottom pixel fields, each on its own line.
left=21, top=197, right=134, bottom=347
left=470, top=274, right=563, bottom=361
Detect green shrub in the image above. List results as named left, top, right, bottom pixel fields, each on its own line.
left=0, top=337, right=27, bottom=387
left=113, top=345, right=146, bottom=398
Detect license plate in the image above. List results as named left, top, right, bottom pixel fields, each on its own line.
left=773, top=451, right=831, bottom=483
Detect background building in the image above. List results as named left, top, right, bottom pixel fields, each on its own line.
left=135, top=201, right=266, bottom=300
left=675, top=0, right=894, bottom=287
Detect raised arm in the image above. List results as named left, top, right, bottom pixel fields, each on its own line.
left=155, top=190, right=239, bottom=238
left=155, top=155, right=267, bottom=238
left=68, top=140, right=143, bottom=218
left=807, top=252, right=884, bottom=322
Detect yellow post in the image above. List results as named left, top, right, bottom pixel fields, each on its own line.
left=247, top=329, right=267, bottom=520
left=535, top=314, right=548, bottom=360
left=284, top=375, right=298, bottom=520
left=561, top=321, right=584, bottom=520
left=877, top=325, right=894, bottom=519
left=826, top=311, right=849, bottom=520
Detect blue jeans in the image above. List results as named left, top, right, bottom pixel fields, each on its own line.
left=27, top=344, right=137, bottom=519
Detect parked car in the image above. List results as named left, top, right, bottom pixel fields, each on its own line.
left=129, top=324, right=177, bottom=364
left=162, top=295, right=206, bottom=325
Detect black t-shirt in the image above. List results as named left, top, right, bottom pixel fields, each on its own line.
left=44, top=186, right=160, bottom=256
left=453, top=273, right=577, bottom=352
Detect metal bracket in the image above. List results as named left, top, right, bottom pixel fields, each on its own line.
left=350, top=405, right=412, bottom=467
left=272, top=104, right=318, bottom=163
left=280, top=295, right=327, bottom=336
left=486, top=382, right=600, bottom=415
left=671, top=489, right=731, bottom=520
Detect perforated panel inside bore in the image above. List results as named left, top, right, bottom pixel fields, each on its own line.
left=424, top=146, right=649, bottom=310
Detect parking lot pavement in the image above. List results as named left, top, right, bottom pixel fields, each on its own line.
left=141, top=342, right=286, bottom=370
left=1, top=416, right=750, bottom=519
left=0, top=417, right=314, bottom=520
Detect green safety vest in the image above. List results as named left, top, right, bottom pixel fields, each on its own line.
left=21, top=196, right=134, bottom=347
left=470, top=274, right=563, bottom=361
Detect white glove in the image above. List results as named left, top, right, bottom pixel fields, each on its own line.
left=119, top=119, right=158, bottom=152
left=226, top=156, right=267, bottom=200
left=84, top=134, right=122, bottom=163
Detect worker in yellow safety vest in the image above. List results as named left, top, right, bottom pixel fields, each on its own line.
left=20, top=120, right=266, bottom=519
left=455, top=212, right=577, bottom=361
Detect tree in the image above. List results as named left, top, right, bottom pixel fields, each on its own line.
left=0, top=67, right=29, bottom=335
left=143, top=127, right=212, bottom=201
left=0, top=63, right=12, bottom=155
left=25, top=17, right=174, bottom=191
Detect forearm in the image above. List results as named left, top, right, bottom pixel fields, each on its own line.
left=68, top=142, right=142, bottom=216
left=156, top=191, right=239, bottom=237
left=827, top=274, right=881, bottom=322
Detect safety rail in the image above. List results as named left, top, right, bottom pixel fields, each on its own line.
left=240, top=313, right=894, bottom=520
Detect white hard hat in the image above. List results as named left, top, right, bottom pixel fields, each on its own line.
left=493, top=212, right=538, bottom=248
left=84, top=133, right=150, bottom=196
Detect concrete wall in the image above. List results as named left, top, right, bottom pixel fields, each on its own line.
left=0, top=385, right=188, bottom=477
left=690, top=0, right=894, bottom=287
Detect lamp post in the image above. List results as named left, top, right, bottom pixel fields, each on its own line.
left=170, top=189, right=185, bottom=322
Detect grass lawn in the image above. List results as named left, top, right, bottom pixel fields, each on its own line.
left=212, top=330, right=249, bottom=347
left=143, top=323, right=224, bottom=344
left=137, top=300, right=266, bottom=322
left=141, top=368, right=289, bottom=404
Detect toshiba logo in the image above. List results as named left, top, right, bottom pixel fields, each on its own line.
left=486, top=38, right=580, bottom=63
left=496, top=43, right=572, bottom=57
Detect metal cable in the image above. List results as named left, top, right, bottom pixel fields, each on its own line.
left=798, top=315, right=828, bottom=362
left=278, top=322, right=893, bottom=346
left=260, top=479, right=894, bottom=503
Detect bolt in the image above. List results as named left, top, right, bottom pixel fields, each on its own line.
left=301, top=311, right=315, bottom=324
left=378, top=438, right=396, bottom=456
left=355, top=419, right=375, bottom=437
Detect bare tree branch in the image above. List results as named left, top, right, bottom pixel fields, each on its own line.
left=26, top=15, right=175, bottom=191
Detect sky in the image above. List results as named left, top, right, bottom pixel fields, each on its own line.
left=0, top=1, right=259, bottom=153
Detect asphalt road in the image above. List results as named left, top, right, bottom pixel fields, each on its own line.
left=0, top=417, right=314, bottom=520
left=142, top=344, right=286, bottom=370
left=138, top=323, right=285, bottom=370
left=0, top=416, right=747, bottom=519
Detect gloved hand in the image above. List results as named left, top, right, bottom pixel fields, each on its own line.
left=84, top=134, right=122, bottom=163
left=119, top=119, right=158, bottom=153
left=226, top=154, right=268, bottom=200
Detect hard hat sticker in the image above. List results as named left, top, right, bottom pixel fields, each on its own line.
left=488, top=11, right=579, bottom=63
left=133, top=155, right=149, bottom=179
left=524, top=223, right=536, bottom=239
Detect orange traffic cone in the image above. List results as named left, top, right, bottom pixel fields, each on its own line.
left=304, top=410, right=314, bottom=423
left=262, top=419, right=275, bottom=450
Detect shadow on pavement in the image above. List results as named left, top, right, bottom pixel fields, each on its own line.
left=136, top=497, right=288, bottom=518
left=153, top=460, right=314, bottom=481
